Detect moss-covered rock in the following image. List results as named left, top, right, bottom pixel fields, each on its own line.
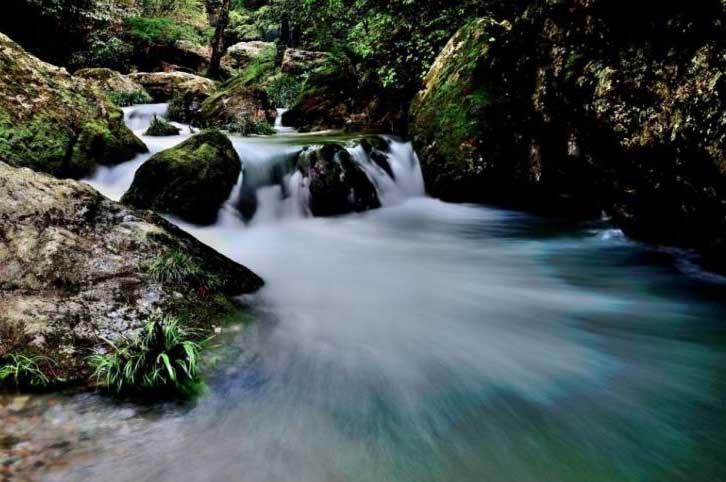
left=221, top=41, right=276, bottom=77
left=122, top=130, right=241, bottom=224
left=144, top=115, right=181, bottom=136
left=74, top=67, right=151, bottom=105
left=0, top=162, right=262, bottom=388
left=0, top=33, right=147, bottom=179
left=127, top=71, right=216, bottom=102
left=410, top=1, right=726, bottom=270
left=196, top=79, right=276, bottom=131
left=296, top=143, right=380, bottom=216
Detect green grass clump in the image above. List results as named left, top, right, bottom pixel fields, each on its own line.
left=109, top=90, right=153, bottom=107
left=144, top=115, right=181, bottom=136
left=147, top=251, right=219, bottom=288
left=224, top=117, right=275, bottom=136
left=89, top=316, right=203, bottom=397
left=0, top=354, right=56, bottom=389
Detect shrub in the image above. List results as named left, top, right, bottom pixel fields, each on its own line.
left=125, top=16, right=210, bottom=46
left=265, top=73, right=305, bottom=108
left=224, top=117, right=274, bottom=136
left=89, top=316, right=203, bottom=397
left=69, top=34, right=135, bottom=72
left=109, top=90, right=154, bottom=107
left=144, top=115, right=182, bottom=136
left=0, top=354, right=56, bottom=389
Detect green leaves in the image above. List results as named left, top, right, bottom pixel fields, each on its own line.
left=0, top=354, right=56, bottom=389
left=88, top=316, right=204, bottom=398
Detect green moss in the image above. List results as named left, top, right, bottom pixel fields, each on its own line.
left=0, top=112, right=75, bottom=176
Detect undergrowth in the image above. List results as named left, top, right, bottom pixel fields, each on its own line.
left=0, top=354, right=58, bottom=389
left=88, top=316, right=204, bottom=398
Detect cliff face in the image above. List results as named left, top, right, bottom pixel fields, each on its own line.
left=410, top=0, right=726, bottom=269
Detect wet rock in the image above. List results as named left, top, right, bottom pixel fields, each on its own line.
left=0, top=162, right=263, bottom=385
left=0, top=33, right=147, bottom=179
left=410, top=2, right=726, bottom=269
left=296, top=144, right=380, bottom=216
left=144, top=115, right=181, bottom=137
left=197, top=81, right=276, bottom=130
left=122, top=130, right=242, bottom=225
left=127, top=71, right=216, bottom=102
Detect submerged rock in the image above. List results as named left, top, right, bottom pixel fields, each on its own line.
left=122, top=130, right=241, bottom=225
left=127, top=71, right=216, bottom=102
left=0, top=162, right=263, bottom=386
left=144, top=115, right=181, bottom=137
left=410, top=2, right=726, bottom=269
left=0, top=33, right=147, bottom=179
left=297, top=143, right=380, bottom=217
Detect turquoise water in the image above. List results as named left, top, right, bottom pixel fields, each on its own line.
left=46, top=199, right=726, bottom=482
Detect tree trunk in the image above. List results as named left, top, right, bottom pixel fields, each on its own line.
left=207, top=0, right=231, bottom=79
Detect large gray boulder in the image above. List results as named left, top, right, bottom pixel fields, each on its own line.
left=0, top=162, right=263, bottom=386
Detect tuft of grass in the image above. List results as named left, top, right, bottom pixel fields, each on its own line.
left=109, top=90, right=153, bottom=107
left=88, top=316, right=204, bottom=397
left=0, top=354, right=54, bottom=389
left=144, top=115, right=181, bottom=136
left=146, top=250, right=220, bottom=289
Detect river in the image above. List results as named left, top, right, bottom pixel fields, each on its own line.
left=11, top=104, right=726, bottom=482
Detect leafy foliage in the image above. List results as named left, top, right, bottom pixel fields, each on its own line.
left=89, top=316, right=203, bottom=397
left=125, top=16, right=211, bottom=46
left=109, top=89, right=154, bottom=107
left=0, top=354, right=56, bottom=389
left=264, top=73, right=305, bottom=108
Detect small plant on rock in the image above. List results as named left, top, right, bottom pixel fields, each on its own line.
left=109, top=90, right=153, bottom=107
left=144, top=115, right=182, bottom=136
left=223, top=117, right=274, bottom=136
left=89, top=316, right=203, bottom=397
left=146, top=250, right=219, bottom=289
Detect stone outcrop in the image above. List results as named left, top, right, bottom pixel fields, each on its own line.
left=74, top=67, right=148, bottom=98
left=0, top=33, right=147, bottom=179
left=127, top=71, right=216, bottom=102
left=280, top=48, right=330, bottom=74
left=221, top=41, right=276, bottom=76
left=122, top=130, right=241, bottom=224
left=410, top=1, right=726, bottom=270
left=197, top=80, right=276, bottom=129
left=0, top=162, right=263, bottom=385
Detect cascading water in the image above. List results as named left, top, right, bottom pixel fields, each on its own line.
left=87, top=104, right=426, bottom=227
left=36, top=103, right=726, bottom=482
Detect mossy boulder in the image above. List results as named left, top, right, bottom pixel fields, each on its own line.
left=296, top=143, right=380, bottom=217
left=280, top=48, right=331, bottom=74
left=127, top=71, right=216, bottom=102
left=0, top=162, right=262, bottom=388
left=122, top=129, right=241, bottom=225
left=74, top=67, right=151, bottom=104
left=144, top=115, right=181, bottom=136
left=196, top=79, right=276, bottom=131
left=410, top=1, right=726, bottom=270
left=0, top=33, right=147, bottom=179
left=221, top=41, right=276, bottom=77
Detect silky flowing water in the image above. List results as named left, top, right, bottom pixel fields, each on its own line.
left=18, top=105, right=726, bottom=481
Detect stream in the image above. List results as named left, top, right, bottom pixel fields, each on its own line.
left=9, top=104, right=726, bottom=482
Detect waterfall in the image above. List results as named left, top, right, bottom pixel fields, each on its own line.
left=84, top=103, right=426, bottom=228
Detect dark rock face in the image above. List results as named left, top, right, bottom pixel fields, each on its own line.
left=0, top=162, right=262, bottom=385
left=282, top=59, right=407, bottom=134
left=122, top=130, right=242, bottom=225
left=410, top=1, right=726, bottom=269
left=0, top=33, right=147, bottom=179
left=297, top=144, right=380, bottom=217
